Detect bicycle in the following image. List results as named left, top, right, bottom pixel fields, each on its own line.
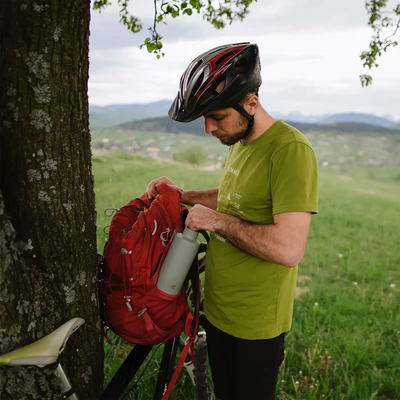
left=1, top=196, right=212, bottom=399
left=0, top=256, right=211, bottom=399
left=0, top=315, right=210, bottom=400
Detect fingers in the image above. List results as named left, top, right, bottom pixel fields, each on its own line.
left=146, top=182, right=158, bottom=200
left=186, top=205, right=210, bottom=232
left=185, top=212, right=196, bottom=231
left=146, top=177, right=176, bottom=199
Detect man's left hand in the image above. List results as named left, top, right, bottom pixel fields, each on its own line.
left=185, top=204, right=223, bottom=232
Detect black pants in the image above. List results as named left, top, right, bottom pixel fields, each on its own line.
left=205, top=320, right=285, bottom=400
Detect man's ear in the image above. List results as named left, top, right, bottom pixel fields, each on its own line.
left=244, top=93, right=259, bottom=116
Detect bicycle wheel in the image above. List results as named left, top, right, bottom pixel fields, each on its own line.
left=194, top=332, right=209, bottom=400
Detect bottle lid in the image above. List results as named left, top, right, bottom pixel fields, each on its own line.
left=183, top=226, right=199, bottom=241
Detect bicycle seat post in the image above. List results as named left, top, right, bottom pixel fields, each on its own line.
left=56, top=363, right=79, bottom=400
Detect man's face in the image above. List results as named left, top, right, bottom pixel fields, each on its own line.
left=203, top=108, right=252, bottom=146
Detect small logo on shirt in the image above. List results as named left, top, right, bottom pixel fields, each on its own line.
left=211, top=232, right=227, bottom=243
left=227, top=166, right=240, bottom=176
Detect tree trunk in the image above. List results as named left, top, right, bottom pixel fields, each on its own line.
left=0, top=1, right=104, bottom=399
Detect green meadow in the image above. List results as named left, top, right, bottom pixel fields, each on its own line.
left=94, top=152, right=400, bottom=400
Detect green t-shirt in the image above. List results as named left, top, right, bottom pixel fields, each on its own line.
left=204, top=120, right=318, bottom=340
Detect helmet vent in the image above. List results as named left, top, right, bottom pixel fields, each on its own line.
left=216, top=50, right=236, bottom=66
left=234, top=58, right=248, bottom=74
left=186, top=60, right=202, bottom=87
left=191, top=71, right=204, bottom=96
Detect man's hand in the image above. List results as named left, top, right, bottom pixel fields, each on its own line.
left=146, top=176, right=181, bottom=200
left=185, top=204, right=223, bottom=232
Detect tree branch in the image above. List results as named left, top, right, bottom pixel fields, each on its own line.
left=360, top=0, right=400, bottom=86
left=93, top=0, right=257, bottom=58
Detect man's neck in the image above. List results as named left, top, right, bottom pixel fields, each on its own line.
left=241, top=107, right=277, bottom=144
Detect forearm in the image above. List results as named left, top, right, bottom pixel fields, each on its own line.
left=215, top=213, right=299, bottom=267
left=181, top=188, right=219, bottom=210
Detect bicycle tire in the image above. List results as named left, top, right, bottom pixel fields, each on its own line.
left=194, top=333, right=209, bottom=400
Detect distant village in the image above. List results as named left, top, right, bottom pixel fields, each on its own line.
left=91, top=128, right=400, bottom=168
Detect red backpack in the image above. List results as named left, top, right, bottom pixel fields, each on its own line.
left=100, top=183, right=199, bottom=344
left=99, top=183, right=201, bottom=397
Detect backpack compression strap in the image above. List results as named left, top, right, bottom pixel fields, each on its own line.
left=161, top=258, right=201, bottom=399
left=161, top=313, right=195, bottom=400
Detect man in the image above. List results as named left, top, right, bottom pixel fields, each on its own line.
left=147, top=43, right=318, bottom=399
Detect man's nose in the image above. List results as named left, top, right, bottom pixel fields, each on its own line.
left=204, top=118, right=217, bottom=134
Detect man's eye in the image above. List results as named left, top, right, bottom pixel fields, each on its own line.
left=214, top=116, right=224, bottom=121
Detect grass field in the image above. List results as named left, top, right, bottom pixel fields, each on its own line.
left=93, top=152, right=400, bottom=400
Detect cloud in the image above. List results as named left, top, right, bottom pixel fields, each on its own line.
left=266, top=76, right=400, bottom=117
left=88, top=0, right=400, bottom=118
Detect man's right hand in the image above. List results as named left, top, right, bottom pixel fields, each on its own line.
left=146, top=176, right=180, bottom=200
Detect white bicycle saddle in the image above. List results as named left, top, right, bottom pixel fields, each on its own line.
left=0, top=318, right=85, bottom=367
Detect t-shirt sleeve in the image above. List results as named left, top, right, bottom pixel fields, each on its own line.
left=271, top=141, right=318, bottom=215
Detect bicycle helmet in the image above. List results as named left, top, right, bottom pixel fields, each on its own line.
left=168, top=42, right=262, bottom=123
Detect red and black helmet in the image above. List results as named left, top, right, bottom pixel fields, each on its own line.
left=168, top=42, right=262, bottom=122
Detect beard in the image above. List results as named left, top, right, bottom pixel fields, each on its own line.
left=219, top=115, right=253, bottom=146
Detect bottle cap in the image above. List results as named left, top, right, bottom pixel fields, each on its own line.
left=183, top=226, right=199, bottom=241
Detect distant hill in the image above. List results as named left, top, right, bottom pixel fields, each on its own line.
left=319, top=113, right=393, bottom=127
left=90, top=100, right=171, bottom=112
left=119, top=116, right=400, bottom=136
left=287, top=121, right=400, bottom=135
left=120, top=116, right=204, bottom=136
left=272, top=112, right=327, bottom=123
left=89, top=101, right=170, bottom=130
left=89, top=102, right=398, bottom=130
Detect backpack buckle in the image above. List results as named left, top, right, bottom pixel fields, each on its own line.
left=124, top=295, right=132, bottom=311
left=160, top=228, right=171, bottom=247
left=104, top=208, right=119, bottom=217
left=138, top=307, right=147, bottom=317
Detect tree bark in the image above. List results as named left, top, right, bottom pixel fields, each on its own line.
left=0, top=1, right=104, bottom=399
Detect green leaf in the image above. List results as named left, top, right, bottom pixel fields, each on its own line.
left=93, top=0, right=111, bottom=11
left=360, top=74, right=373, bottom=87
left=170, top=5, right=180, bottom=18
left=144, top=37, right=151, bottom=44
left=183, top=8, right=193, bottom=16
left=146, top=43, right=156, bottom=53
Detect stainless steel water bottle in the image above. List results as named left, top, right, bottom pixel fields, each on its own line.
left=156, top=227, right=200, bottom=295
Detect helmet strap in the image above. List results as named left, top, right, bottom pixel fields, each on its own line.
left=231, top=104, right=255, bottom=131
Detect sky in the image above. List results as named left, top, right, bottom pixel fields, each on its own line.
left=89, top=0, right=400, bottom=120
